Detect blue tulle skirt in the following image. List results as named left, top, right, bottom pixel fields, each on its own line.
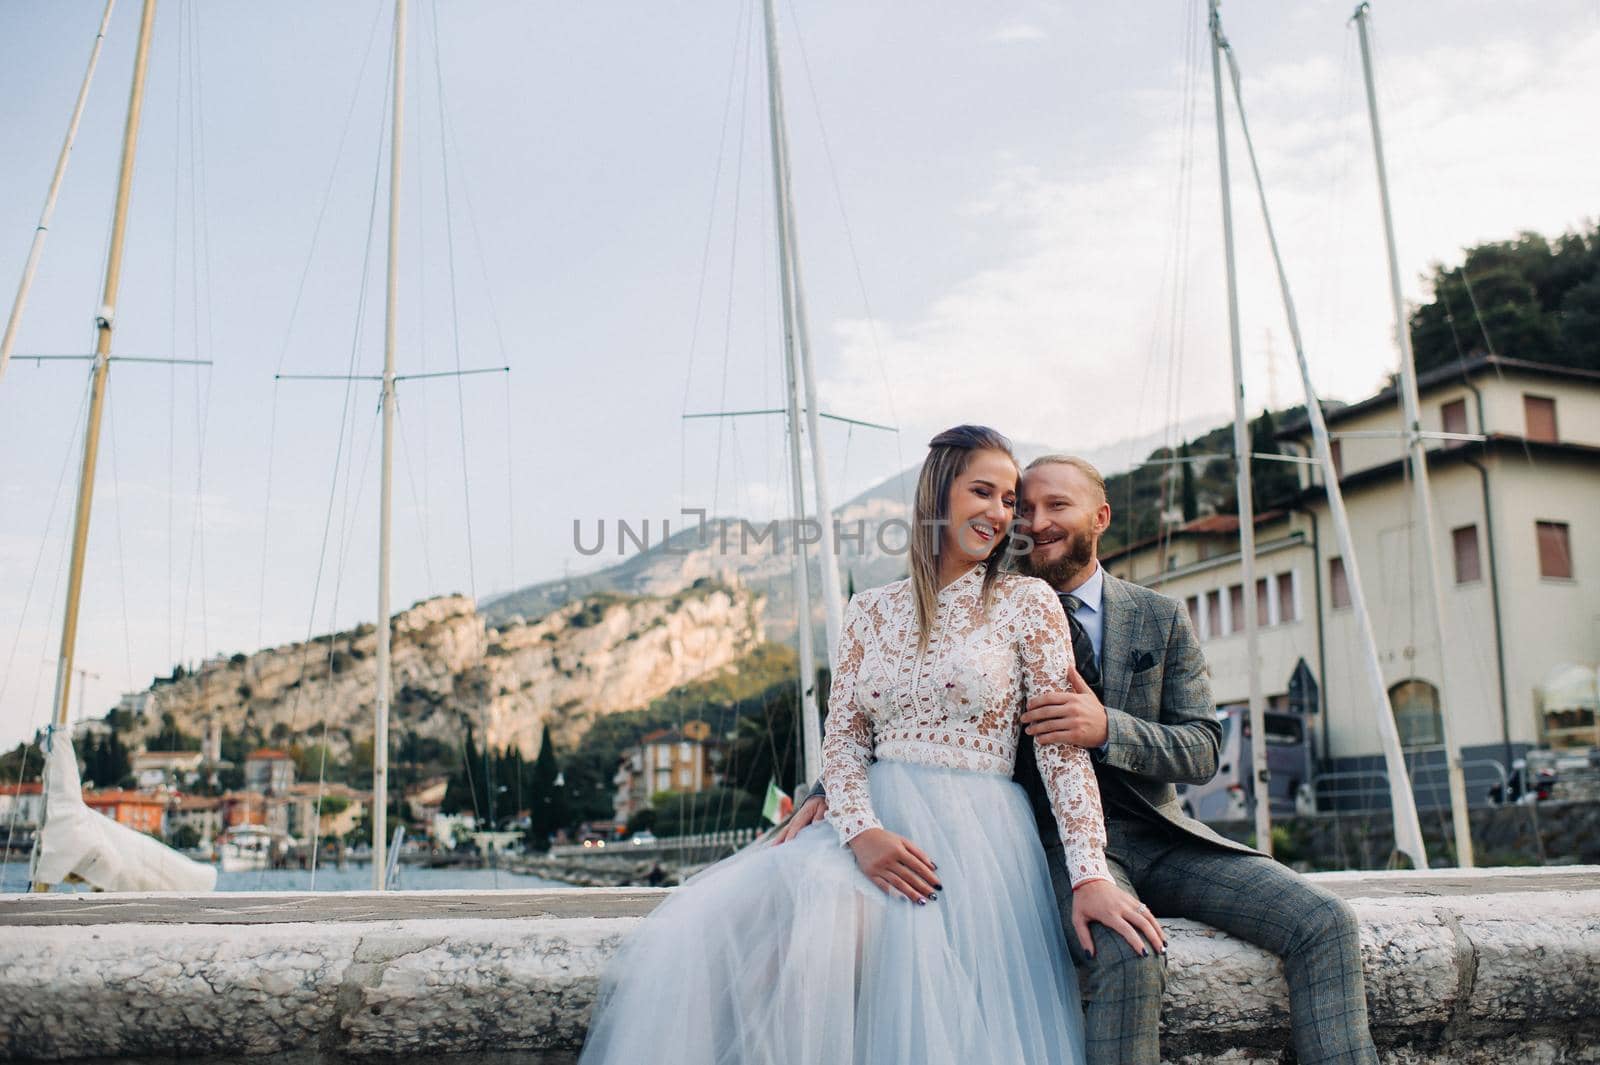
left=578, top=759, right=1087, bottom=1065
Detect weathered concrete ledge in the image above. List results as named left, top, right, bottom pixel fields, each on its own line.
left=1, top=867, right=1596, bottom=1064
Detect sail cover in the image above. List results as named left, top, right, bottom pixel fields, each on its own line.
left=31, top=735, right=216, bottom=893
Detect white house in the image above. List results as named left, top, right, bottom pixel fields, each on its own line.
left=1102, top=355, right=1599, bottom=806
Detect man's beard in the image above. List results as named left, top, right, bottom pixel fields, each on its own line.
left=1018, top=526, right=1097, bottom=589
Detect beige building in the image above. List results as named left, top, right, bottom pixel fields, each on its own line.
left=284, top=782, right=370, bottom=843
left=1103, top=356, right=1599, bottom=805
left=612, top=720, right=721, bottom=822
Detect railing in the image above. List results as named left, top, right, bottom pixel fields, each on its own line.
left=548, top=827, right=762, bottom=860
left=1312, top=758, right=1510, bottom=816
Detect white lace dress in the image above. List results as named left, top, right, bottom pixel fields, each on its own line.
left=578, top=564, right=1107, bottom=1065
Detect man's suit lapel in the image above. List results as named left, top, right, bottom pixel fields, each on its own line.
left=1099, top=573, right=1141, bottom=712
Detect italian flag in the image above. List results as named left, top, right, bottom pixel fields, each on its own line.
left=762, top=779, right=794, bottom=825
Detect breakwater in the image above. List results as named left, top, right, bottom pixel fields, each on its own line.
left=1, top=867, right=1596, bottom=1063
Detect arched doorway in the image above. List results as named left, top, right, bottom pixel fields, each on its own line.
left=1388, top=679, right=1443, bottom=749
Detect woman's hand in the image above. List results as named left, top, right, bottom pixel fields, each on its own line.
left=846, top=828, right=941, bottom=903
left=773, top=794, right=828, bottom=845
left=1070, top=879, right=1166, bottom=958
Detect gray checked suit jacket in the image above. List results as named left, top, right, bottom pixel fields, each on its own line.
left=1014, top=571, right=1259, bottom=858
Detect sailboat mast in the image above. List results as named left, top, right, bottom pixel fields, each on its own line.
left=372, top=0, right=406, bottom=890
left=0, top=0, right=117, bottom=388
left=1353, top=2, right=1474, bottom=867
left=47, top=0, right=158, bottom=733
left=1213, top=6, right=1428, bottom=867
left=1207, top=0, right=1272, bottom=855
left=761, top=0, right=822, bottom=787
left=768, top=97, right=846, bottom=668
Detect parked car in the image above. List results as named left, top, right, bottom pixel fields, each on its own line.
left=630, top=831, right=658, bottom=846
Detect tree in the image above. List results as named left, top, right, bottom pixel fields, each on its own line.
left=1409, top=224, right=1600, bottom=374
left=526, top=724, right=570, bottom=850
left=441, top=720, right=486, bottom=818
left=1249, top=409, right=1298, bottom=511
left=0, top=742, right=41, bottom=783
left=1179, top=442, right=1197, bottom=522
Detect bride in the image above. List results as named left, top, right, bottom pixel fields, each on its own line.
left=578, top=425, right=1162, bottom=1064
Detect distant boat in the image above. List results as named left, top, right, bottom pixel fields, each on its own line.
left=217, top=825, right=278, bottom=874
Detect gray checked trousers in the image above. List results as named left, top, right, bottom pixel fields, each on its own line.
left=1046, top=821, right=1379, bottom=1065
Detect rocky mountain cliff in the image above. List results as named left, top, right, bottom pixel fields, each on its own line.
left=480, top=423, right=1217, bottom=642
left=131, top=580, right=764, bottom=759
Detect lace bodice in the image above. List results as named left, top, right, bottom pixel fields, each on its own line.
left=822, top=564, right=1112, bottom=887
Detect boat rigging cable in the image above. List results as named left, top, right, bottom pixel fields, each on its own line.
left=1213, top=5, right=1429, bottom=867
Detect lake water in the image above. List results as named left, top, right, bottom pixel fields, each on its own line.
left=0, top=858, right=571, bottom=893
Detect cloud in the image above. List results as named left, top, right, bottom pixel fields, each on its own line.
left=990, top=22, right=1048, bottom=45
left=819, top=23, right=1600, bottom=454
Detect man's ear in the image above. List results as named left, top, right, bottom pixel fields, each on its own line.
left=1096, top=502, right=1112, bottom=535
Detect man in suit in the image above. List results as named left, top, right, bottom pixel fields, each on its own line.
left=778, top=454, right=1377, bottom=1065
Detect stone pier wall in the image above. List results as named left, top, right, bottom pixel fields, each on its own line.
left=1, top=868, right=1596, bottom=1064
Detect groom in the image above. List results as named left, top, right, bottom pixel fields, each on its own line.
left=778, top=454, right=1377, bottom=1064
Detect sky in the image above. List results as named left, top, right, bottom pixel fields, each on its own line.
left=1, top=0, right=1596, bottom=748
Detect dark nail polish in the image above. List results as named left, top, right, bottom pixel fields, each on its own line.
left=928, top=893, right=938, bottom=901
left=1141, top=948, right=1149, bottom=957
left=917, top=898, right=927, bottom=906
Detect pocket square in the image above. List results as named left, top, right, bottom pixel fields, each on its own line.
left=1130, top=650, right=1157, bottom=673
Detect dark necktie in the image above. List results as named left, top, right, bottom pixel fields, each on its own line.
left=1058, top=592, right=1103, bottom=699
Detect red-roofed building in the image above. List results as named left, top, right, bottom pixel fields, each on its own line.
left=0, top=781, right=44, bottom=832
left=83, top=790, right=166, bottom=836
left=244, top=748, right=296, bottom=794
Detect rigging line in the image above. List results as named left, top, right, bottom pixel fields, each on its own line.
left=782, top=0, right=906, bottom=496
left=428, top=0, right=478, bottom=604
left=502, top=371, right=516, bottom=592
left=680, top=0, right=753, bottom=421
left=679, top=0, right=753, bottom=517
left=1133, top=0, right=1199, bottom=553
left=105, top=386, right=136, bottom=691
left=256, top=387, right=282, bottom=653
left=306, top=712, right=334, bottom=887
left=272, top=0, right=389, bottom=377
left=286, top=46, right=394, bottom=735
left=1157, top=1, right=1204, bottom=565
left=394, top=395, right=437, bottom=590
left=188, top=0, right=217, bottom=664
left=710, top=10, right=758, bottom=526
left=0, top=381, right=93, bottom=710
left=0, top=381, right=93, bottom=881
left=429, top=2, right=525, bottom=612
left=256, top=0, right=386, bottom=676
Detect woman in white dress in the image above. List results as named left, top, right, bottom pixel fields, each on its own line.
left=578, top=425, right=1162, bottom=1065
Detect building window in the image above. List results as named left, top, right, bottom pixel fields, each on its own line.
left=1389, top=679, right=1443, bottom=748
left=1329, top=557, right=1351, bottom=609
left=1185, top=595, right=1201, bottom=634
left=1277, top=570, right=1297, bottom=622
left=1205, top=589, right=1223, bottom=638
left=1255, top=577, right=1271, bottom=627
left=1537, top=521, right=1573, bottom=579
left=1524, top=395, right=1558, bottom=442
left=1228, top=584, right=1245, bottom=633
left=1329, top=439, right=1344, bottom=478
left=1441, top=398, right=1468, bottom=437
left=1452, top=525, right=1481, bottom=584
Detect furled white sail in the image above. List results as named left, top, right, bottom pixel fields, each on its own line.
left=31, top=735, right=216, bottom=893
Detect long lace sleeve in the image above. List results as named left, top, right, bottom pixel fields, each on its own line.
left=1015, top=580, right=1112, bottom=888
left=821, top=595, right=882, bottom=846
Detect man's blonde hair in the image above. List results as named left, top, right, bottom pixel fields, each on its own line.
left=1024, top=454, right=1107, bottom=503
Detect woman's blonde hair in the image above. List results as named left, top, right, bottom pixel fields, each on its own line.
left=909, top=425, right=1018, bottom=646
